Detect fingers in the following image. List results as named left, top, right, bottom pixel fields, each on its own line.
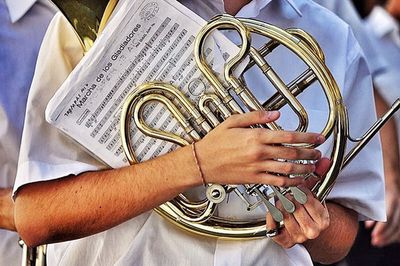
left=297, top=186, right=330, bottom=228
left=256, top=172, right=305, bottom=187
left=371, top=206, right=400, bottom=247
left=223, top=110, right=280, bottom=128
left=266, top=201, right=300, bottom=249
left=364, top=220, right=376, bottom=229
left=263, top=146, right=321, bottom=161
left=314, top=158, right=331, bottom=177
left=370, top=222, right=388, bottom=246
left=266, top=187, right=329, bottom=248
left=260, top=130, right=325, bottom=145
left=303, top=158, right=330, bottom=190
left=261, top=160, right=316, bottom=175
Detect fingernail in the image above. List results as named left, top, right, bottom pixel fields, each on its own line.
left=317, top=135, right=325, bottom=144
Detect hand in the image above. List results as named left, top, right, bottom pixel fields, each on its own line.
left=195, top=110, right=325, bottom=187
left=365, top=174, right=400, bottom=247
left=0, top=187, right=16, bottom=231
left=266, top=158, right=331, bottom=248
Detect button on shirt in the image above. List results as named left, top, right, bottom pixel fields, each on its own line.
left=0, top=0, right=54, bottom=265
left=14, top=0, right=384, bottom=265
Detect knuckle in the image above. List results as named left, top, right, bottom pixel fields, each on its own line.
left=256, top=110, right=265, bottom=120
left=251, top=129, right=264, bottom=143
left=305, top=164, right=315, bottom=174
left=284, top=163, right=296, bottom=174
left=274, top=177, right=287, bottom=187
left=322, top=217, right=330, bottom=230
left=287, top=149, right=299, bottom=159
left=225, top=114, right=238, bottom=124
left=282, top=132, right=294, bottom=143
left=248, top=146, right=264, bottom=161
left=305, top=228, right=319, bottom=240
left=295, top=235, right=307, bottom=244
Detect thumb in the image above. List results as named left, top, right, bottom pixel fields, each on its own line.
left=223, top=110, right=280, bottom=128
left=315, top=157, right=331, bottom=177
left=365, top=220, right=376, bottom=229
left=303, top=157, right=331, bottom=190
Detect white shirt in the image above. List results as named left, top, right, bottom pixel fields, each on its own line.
left=0, top=1, right=54, bottom=266
left=313, top=0, right=388, bottom=78
left=366, top=6, right=400, bottom=105
left=366, top=6, right=400, bottom=154
left=15, top=0, right=385, bottom=265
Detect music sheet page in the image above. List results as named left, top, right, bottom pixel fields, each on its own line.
left=46, top=0, right=241, bottom=168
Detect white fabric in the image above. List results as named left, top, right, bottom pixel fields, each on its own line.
left=15, top=0, right=384, bottom=265
left=313, top=0, right=388, bottom=77
left=366, top=6, right=400, bottom=99
left=366, top=6, right=400, bottom=151
left=5, top=0, right=54, bottom=23
left=0, top=1, right=54, bottom=266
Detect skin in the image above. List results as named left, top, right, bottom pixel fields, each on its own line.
left=266, top=159, right=359, bottom=264
left=226, top=0, right=358, bottom=261
left=352, top=0, right=400, bottom=249
left=364, top=91, right=400, bottom=247
left=15, top=111, right=324, bottom=246
left=0, top=187, right=16, bottom=231
left=385, top=0, right=400, bottom=21
left=14, top=1, right=359, bottom=264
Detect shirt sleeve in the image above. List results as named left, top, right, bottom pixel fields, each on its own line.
left=13, top=13, right=106, bottom=197
left=326, top=29, right=386, bottom=222
left=315, top=0, right=388, bottom=77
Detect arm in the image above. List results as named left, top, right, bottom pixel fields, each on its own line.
left=304, top=202, right=358, bottom=264
left=0, top=187, right=16, bottom=231
left=365, top=89, right=400, bottom=247
left=15, top=110, right=324, bottom=247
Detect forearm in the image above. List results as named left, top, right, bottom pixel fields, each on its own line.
left=15, top=145, right=201, bottom=247
left=304, top=202, right=358, bottom=264
left=0, top=187, right=16, bottom=231
left=15, top=111, right=323, bottom=247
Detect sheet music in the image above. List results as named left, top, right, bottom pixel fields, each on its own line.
left=46, top=0, right=242, bottom=168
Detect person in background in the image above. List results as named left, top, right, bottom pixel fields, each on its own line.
left=0, top=0, right=54, bottom=265
left=313, top=0, right=400, bottom=265
left=346, top=0, right=400, bottom=264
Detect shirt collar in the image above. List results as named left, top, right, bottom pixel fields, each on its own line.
left=236, top=0, right=302, bottom=18
left=367, top=6, right=399, bottom=38
left=5, top=0, right=37, bottom=23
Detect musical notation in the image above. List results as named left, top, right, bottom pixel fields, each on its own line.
left=46, top=0, right=242, bottom=168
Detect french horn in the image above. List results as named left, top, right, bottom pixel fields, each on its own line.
left=50, top=0, right=400, bottom=240
left=119, top=14, right=400, bottom=238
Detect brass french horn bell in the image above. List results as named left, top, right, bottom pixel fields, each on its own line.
left=50, top=0, right=118, bottom=52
